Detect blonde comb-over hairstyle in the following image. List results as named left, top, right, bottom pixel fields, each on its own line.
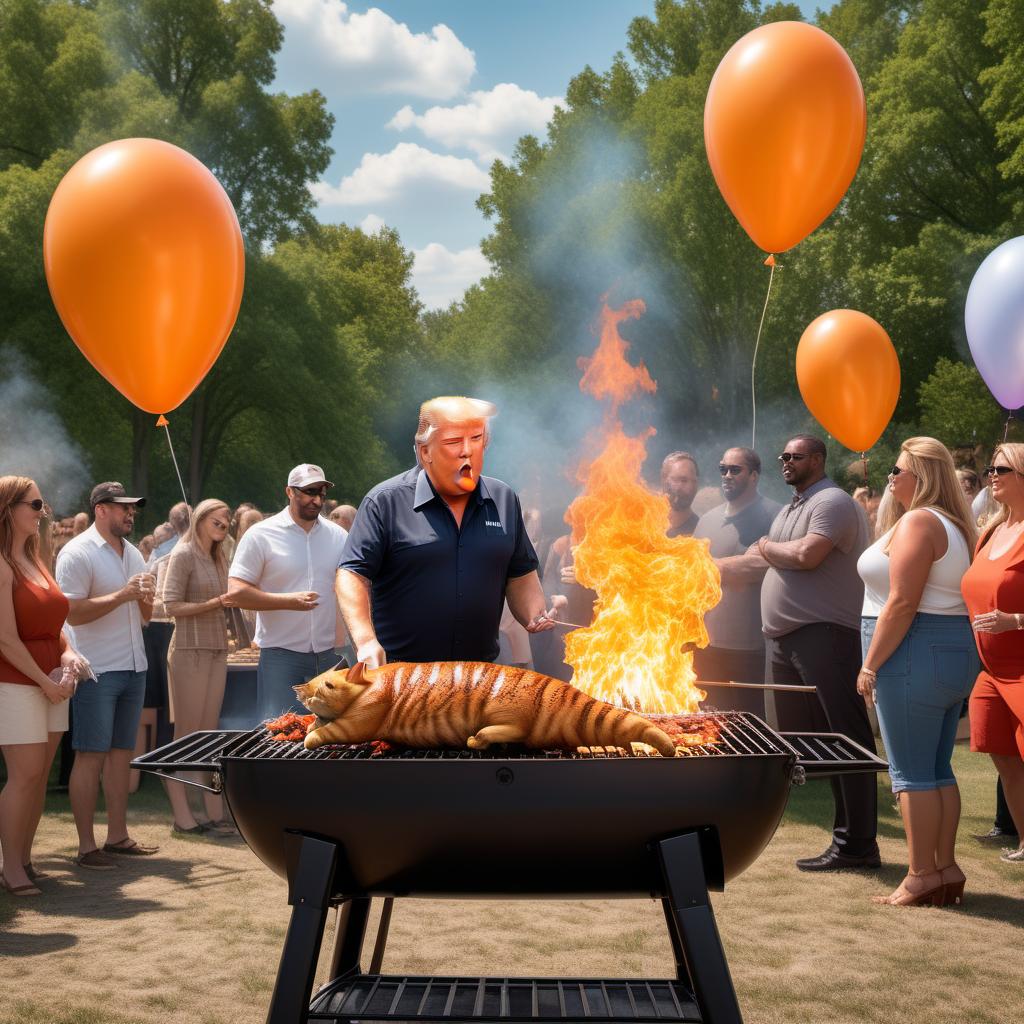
left=414, top=396, right=497, bottom=447
left=877, top=437, right=977, bottom=554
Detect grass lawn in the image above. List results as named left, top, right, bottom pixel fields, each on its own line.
left=0, top=741, right=1021, bottom=1024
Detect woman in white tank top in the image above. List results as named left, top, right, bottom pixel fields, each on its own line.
left=855, top=437, right=979, bottom=908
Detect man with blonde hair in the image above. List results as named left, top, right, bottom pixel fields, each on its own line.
left=337, top=396, right=555, bottom=667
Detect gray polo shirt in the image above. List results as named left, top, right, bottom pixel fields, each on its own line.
left=760, top=477, right=868, bottom=638
left=695, top=493, right=782, bottom=650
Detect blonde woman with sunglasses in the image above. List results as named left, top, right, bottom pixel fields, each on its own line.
left=160, top=499, right=237, bottom=837
left=857, top=439, right=979, bottom=907
left=961, top=443, right=1024, bottom=865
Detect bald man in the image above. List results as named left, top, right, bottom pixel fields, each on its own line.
left=336, top=396, right=555, bottom=667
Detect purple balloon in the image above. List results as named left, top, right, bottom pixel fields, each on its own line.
left=966, top=236, right=1024, bottom=410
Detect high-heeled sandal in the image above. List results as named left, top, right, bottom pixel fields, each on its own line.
left=872, top=870, right=945, bottom=907
left=938, top=865, right=966, bottom=907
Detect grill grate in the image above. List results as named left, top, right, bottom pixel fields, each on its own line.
left=224, top=711, right=790, bottom=762
left=308, top=975, right=702, bottom=1023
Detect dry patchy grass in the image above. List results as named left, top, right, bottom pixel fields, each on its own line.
left=0, top=744, right=1021, bottom=1024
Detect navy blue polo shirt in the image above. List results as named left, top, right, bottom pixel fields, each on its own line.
left=339, top=467, right=539, bottom=663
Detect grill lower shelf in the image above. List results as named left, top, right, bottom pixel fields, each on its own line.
left=308, top=975, right=702, bottom=1023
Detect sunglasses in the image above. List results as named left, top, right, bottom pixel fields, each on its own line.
left=719, top=464, right=745, bottom=476
left=984, top=465, right=1015, bottom=477
left=777, top=452, right=809, bottom=463
left=295, top=486, right=328, bottom=498
left=15, top=499, right=45, bottom=512
left=888, top=466, right=915, bottom=477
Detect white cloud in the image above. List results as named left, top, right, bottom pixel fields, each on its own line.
left=312, top=143, right=490, bottom=207
left=412, top=243, right=489, bottom=309
left=387, top=83, right=563, bottom=162
left=273, top=0, right=475, bottom=99
left=359, top=212, right=385, bottom=233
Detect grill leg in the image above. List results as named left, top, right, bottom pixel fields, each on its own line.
left=657, top=832, right=743, bottom=1024
left=266, top=832, right=339, bottom=1024
left=328, top=896, right=371, bottom=979
left=368, top=896, right=394, bottom=974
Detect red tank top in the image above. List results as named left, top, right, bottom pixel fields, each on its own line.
left=0, top=570, right=70, bottom=686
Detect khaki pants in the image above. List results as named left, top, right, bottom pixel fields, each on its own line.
left=165, top=646, right=228, bottom=824
left=167, top=646, right=227, bottom=734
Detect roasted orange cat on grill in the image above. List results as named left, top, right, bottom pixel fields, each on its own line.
left=293, top=661, right=677, bottom=756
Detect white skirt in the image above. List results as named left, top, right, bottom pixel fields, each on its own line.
left=0, top=681, right=69, bottom=744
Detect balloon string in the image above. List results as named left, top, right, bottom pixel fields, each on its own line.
left=161, top=420, right=191, bottom=510
left=1004, top=410, right=1013, bottom=444
left=751, top=257, right=777, bottom=450
left=860, top=451, right=868, bottom=487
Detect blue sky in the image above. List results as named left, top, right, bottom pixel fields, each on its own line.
left=272, top=1, right=824, bottom=307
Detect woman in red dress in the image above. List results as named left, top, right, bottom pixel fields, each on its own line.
left=0, top=476, right=89, bottom=895
left=961, top=444, right=1024, bottom=863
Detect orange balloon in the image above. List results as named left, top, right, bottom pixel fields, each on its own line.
left=796, top=310, right=900, bottom=452
left=704, top=22, right=866, bottom=254
left=44, top=138, right=244, bottom=414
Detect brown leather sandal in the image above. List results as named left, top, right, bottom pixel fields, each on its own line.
left=103, top=838, right=159, bottom=856
left=1, top=875, right=41, bottom=896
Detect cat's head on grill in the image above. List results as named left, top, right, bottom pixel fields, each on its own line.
left=294, top=662, right=371, bottom=720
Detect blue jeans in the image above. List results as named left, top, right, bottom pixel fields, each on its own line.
left=256, top=647, right=339, bottom=722
left=861, top=613, right=979, bottom=793
left=71, top=670, right=146, bottom=752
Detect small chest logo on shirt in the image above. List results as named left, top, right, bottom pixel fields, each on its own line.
left=485, top=520, right=502, bottom=528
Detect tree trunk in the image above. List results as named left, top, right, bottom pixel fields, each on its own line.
left=189, top=386, right=208, bottom=502
left=131, top=407, right=151, bottom=499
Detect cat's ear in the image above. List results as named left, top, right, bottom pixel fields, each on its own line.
left=346, top=661, right=369, bottom=686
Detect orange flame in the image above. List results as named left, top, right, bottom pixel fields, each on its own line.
left=564, top=296, right=722, bottom=721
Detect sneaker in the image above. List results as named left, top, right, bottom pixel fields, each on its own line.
left=999, top=847, right=1024, bottom=863
left=974, top=827, right=1019, bottom=845
left=171, top=823, right=209, bottom=837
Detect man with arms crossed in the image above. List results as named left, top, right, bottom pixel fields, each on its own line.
left=337, top=396, right=556, bottom=668
left=57, top=482, right=158, bottom=869
left=694, top=447, right=781, bottom=713
left=733, top=435, right=877, bottom=871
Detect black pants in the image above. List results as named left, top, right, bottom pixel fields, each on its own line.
left=767, top=622, right=878, bottom=857
left=693, top=645, right=766, bottom=717
left=995, top=777, right=1018, bottom=835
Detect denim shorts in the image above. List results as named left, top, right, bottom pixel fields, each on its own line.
left=256, top=647, right=339, bottom=722
left=71, top=670, right=147, bottom=752
left=861, top=613, right=979, bottom=793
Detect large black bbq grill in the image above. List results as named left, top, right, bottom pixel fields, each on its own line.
left=133, top=711, right=886, bottom=1024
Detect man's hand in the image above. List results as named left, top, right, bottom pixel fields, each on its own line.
left=355, top=640, right=387, bottom=669
left=218, top=592, right=240, bottom=609
left=287, top=591, right=319, bottom=611
left=526, top=606, right=559, bottom=633
left=120, top=573, right=155, bottom=604
left=60, top=648, right=92, bottom=683
left=560, top=564, right=577, bottom=586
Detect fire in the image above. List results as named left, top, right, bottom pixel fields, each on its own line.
left=564, top=296, right=722, bottom=720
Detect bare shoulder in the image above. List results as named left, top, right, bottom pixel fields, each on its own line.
left=892, top=509, right=945, bottom=549
left=0, top=558, right=12, bottom=586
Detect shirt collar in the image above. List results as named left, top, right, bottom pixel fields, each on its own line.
left=413, top=468, right=491, bottom=510
left=273, top=506, right=321, bottom=533
left=789, top=476, right=832, bottom=507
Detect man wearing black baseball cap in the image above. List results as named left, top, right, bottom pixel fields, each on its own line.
left=56, top=481, right=158, bottom=868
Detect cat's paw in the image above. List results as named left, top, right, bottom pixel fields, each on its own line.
left=466, top=734, right=487, bottom=750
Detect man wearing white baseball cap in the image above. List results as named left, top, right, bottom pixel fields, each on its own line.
left=228, top=464, right=348, bottom=720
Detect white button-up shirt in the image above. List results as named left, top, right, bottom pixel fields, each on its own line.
left=55, top=524, right=148, bottom=675
left=229, top=509, right=347, bottom=653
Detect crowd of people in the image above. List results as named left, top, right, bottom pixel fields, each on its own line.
left=1, top=395, right=1022, bottom=911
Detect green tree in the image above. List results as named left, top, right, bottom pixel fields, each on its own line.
left=918, top=358, right=1004, bottom=447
